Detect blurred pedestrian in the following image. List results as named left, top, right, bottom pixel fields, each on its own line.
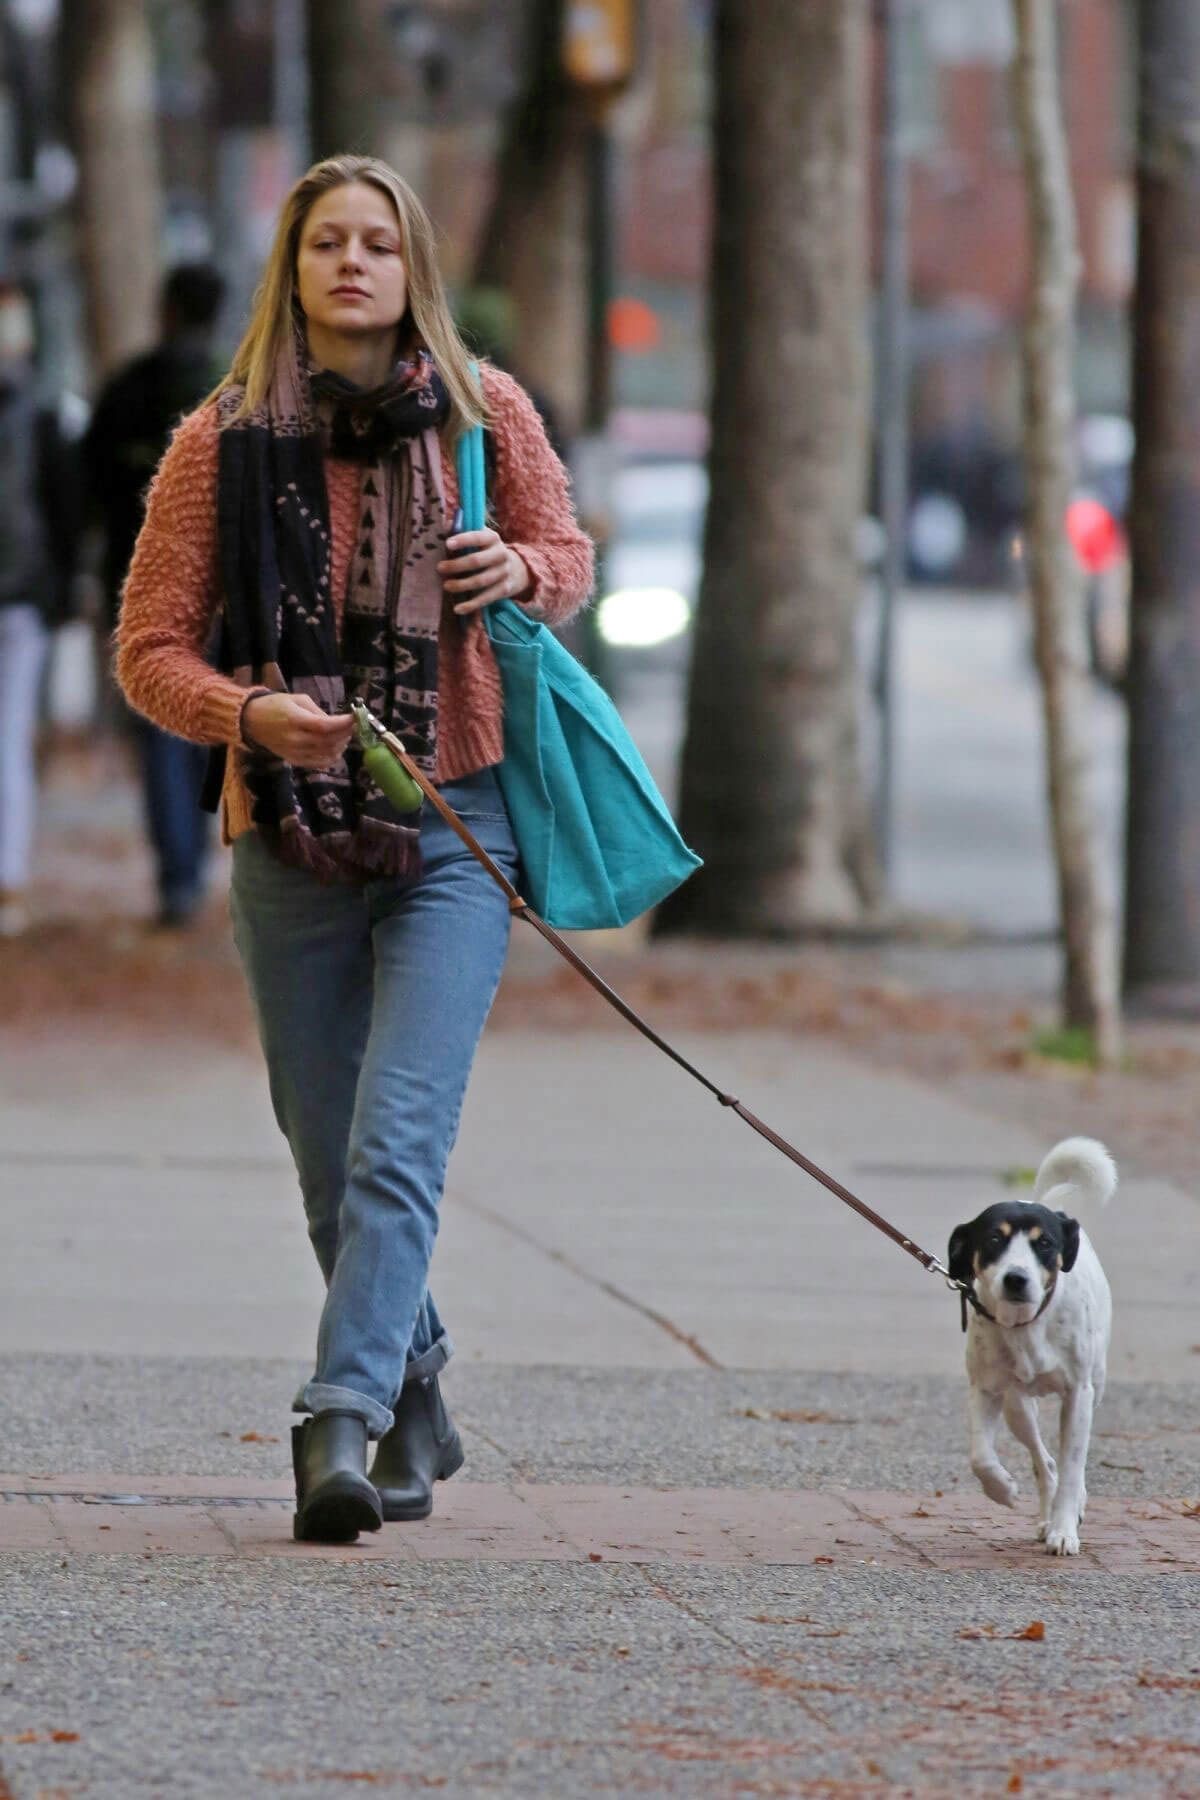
left=84, top=263, right=226, bottom=927
left=0, top=283, right=80, bottom=938
left=116, top=156, right=593, bottom=1541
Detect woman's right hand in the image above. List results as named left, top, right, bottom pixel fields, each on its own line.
left=241, top=692, right=354, bottom=768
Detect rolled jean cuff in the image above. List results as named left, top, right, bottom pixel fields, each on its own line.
left=404, top=1329, right=453, bottom=1389
left=293, top=1382, right=393, bottom=1439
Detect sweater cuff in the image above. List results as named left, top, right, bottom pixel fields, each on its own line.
left=508, top=543, right=551, bottom=619
left=199, top=680, right=265, bottom=748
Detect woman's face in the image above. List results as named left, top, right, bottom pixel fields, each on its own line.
left=295, top=181, right=409, bottom=342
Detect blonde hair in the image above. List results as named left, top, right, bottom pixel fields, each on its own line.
left=215, top=154, right=484, bottom=439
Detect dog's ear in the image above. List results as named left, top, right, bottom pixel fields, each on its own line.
left=947, top=1224, right=975, bottom=1286
left=1057, top=1213, right=1081, bottom=1272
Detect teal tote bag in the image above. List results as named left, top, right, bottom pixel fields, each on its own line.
left=454, top=409, right=701, bottom=931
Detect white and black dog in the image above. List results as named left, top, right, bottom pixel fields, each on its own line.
left=947, top=1137, right=1116, bottom=1556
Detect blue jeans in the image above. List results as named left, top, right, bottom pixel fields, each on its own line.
left=132, top=716, right=211, bottom=915
left=229, top=767, right=518, bottom=1437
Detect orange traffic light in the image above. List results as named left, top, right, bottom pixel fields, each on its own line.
left=563, top=0, right=635, bottom=89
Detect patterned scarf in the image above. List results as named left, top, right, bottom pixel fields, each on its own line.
left=215, top=326, right=451, bottom=881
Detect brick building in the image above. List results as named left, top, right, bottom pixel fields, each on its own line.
left=890, top=0, right=1132, bottom=445
left=616, top=0, right=1132, bottom=439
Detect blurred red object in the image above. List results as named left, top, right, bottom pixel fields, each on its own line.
left=1065, top=496, right=1124, bottom=574
left=608, top=297, right=661, bottom=353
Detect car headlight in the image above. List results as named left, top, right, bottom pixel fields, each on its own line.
left=596, top=587, right=691, bottom=648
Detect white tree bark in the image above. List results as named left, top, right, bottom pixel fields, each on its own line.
left=64, top=0, right=162, bottom=379
left=1011, top=0, right=1120, bottom=1061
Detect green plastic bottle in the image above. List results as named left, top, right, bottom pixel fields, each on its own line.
left=351, top=702, right=424, bottom=813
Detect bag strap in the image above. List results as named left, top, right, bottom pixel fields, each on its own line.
left=455, top=363, right=488, bottom=534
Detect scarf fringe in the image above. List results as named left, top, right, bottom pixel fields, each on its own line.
left=270, top=816, right=423, bottom=886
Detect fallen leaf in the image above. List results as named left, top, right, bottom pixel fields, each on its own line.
left=1136, top=1670, right=1200, bottom=1692
left=588, top=1552, right=603, bottom=1563
left=239, top=1431, right=279, bottom=1444
left=1013, top=1621, right=1045, bottom=1642
left=738, top=1407, right=849, bottom=1425
left=813, top=1555, right=834, bottom=1565
left=50, top=1731, right=79, bottom=1743
left=1008, top=1776, right=1023, bottom=1793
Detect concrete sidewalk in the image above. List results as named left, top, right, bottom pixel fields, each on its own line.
left=2, top=1015, right=1199, bottom=1797
left=3, top=1029, right=1197, bottom=1379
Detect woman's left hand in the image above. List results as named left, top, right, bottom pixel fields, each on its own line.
left=438, top=529, right=532, bottom=614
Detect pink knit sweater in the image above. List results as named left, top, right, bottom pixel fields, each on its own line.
left=115, top=363, right=594, bottom=842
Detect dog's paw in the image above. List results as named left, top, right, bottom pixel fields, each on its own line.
left=1035, top=1518, right=1050, bottom=1542
left=1044, top=1523, right=1080, bottom=1556
left=975, top=1464, right=1019, bottom=1508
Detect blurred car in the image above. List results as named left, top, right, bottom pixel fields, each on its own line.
left=903, top=429, right=1027, bottom=588
left=597, top=456, right=884, bottom=657
left=597, top=458, right=705, bottom=653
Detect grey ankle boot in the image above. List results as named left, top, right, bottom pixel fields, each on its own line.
left=292, top=1410, right=383, bottom=1543
left=367, top=1374, right=464, bottom=1521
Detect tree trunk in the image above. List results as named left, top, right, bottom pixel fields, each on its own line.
left=471, top=0, right=589, bottom=437
left=655, top=0, right=878, bottom=937
left=307, top=0, right=383, bottom=162
left=306, top=0, right=431, bottom=192
left=1010, top=0, right=1120, bottom=1061
left=61, top=0, right=162, bottom=380
left=1124, top=0, right=1200, bottom=1007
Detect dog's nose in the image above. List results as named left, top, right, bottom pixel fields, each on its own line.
left=1002, top=1270, right=1030, bottom=1297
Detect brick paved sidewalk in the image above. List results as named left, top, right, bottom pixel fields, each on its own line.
left=4, top=1475, right=1197, bottom=1572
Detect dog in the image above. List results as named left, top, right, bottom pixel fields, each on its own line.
left=947, top=1137, right=1115, bottom=1556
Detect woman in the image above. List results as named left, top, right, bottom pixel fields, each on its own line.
left=116, top=155, right=593, bottom=1542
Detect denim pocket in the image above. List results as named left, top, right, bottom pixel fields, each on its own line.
left=432, top=771, right=507, bottom=822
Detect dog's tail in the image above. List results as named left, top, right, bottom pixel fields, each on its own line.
left=1034, top=1136, right=1117, bottom=1211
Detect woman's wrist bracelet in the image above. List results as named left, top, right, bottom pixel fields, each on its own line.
left=238, top=687, right=272, bottom=748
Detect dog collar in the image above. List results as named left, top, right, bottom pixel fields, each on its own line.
left=960, top=1273, right=1059, bottom=1334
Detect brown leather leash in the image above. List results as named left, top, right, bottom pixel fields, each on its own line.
left=359, top=704, right=987, bottom=1323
